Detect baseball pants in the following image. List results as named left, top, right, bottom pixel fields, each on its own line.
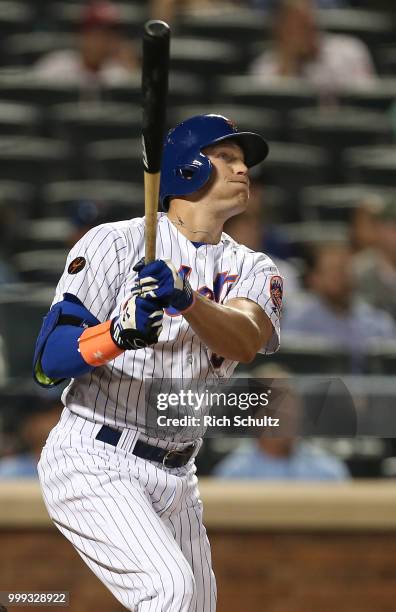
left=38, top=408, right=217, bottom=611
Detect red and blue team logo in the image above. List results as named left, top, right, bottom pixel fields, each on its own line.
left=270, top=275, right=283, bottom=312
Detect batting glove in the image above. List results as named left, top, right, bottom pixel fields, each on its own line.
left=133, top=258, right=195, bottom=313
left=110, top=293, right=163, bottom=350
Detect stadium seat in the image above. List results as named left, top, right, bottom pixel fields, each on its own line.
left=0, top=2, right=32, bottom=37
left=344, top=145, right=396, bottom=185
left=317, top=9, right=394, bottom=49
left=42, top=180, right=144, bottom=220
left=85, top=139, right=142, bottom=183
left=168, top=105, right=283, bottom=143
left=280, top=221, right=349, bottom=253
left=12, top=249, right=68, bottom=284
left=376, top=46, right=396, bottom=77
left=0, top=137, right=72, bottom=187
left=52, top=2, right=147, bottom=37
left=104, top=71, right=206, bottom=107
left=170, top=38, right=243, bottom=78
left=218, top=76, right=319, bottom=113
left=339, top=78, right=396, bottom=112
left=0, top=101, right=40, bottom=136
left=0, top=180, right=33, bottom=210
left=0, top=285, right=54, bottom=378
left=177, top=9, right=271, bottom=46
left=256, top=185, right=289, bottom=224
left=0, top=70, right=80, bottom=106
left=289, top=107, right=393, bottom=181
left=50, top=102, right=142, bottom=172
left=255, top=142, right=331, bottom=214
left=247, top=335, right=351, bottom=374
left=5, top=31, right=75, bottom=66
left=0, top=181, right=35, bottom=252
left=366, top=341, right=396, bottom=375
left=300, top=184, right=396, bottom=222
left=23, top=218, right=73, bottom=250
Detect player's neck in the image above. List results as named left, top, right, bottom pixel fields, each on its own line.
left=166, top=206, right=225, bottom=245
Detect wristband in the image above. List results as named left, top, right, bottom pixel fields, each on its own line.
left=78, top=320, right=124, bottom=367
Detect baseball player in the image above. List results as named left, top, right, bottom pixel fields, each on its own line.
left=33, top=114, right=282, bottom=611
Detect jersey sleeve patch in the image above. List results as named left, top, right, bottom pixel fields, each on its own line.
left=270, top=275, right=283, bottom=313
left=68, top=256, right=86, bottom=275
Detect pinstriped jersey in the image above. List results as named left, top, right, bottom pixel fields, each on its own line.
left=52, top=213, right=282, bottom=436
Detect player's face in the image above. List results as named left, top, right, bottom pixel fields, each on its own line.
left=202, top=141, right=250, bottom=215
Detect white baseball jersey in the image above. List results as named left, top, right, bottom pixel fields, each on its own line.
left=52, top=213, right=281, bottom=438
left=54, top=213, right=279, bottom=433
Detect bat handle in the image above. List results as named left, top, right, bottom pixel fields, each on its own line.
left=144, top=171, right=160, bottom=263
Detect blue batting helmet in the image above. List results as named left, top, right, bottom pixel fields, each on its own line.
left=159, top=114, right=269, bottom=211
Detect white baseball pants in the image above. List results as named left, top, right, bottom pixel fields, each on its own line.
left=38, top=408, right=217, bottom=611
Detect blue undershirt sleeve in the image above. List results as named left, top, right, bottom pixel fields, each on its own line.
left=40, top=325, right=94, bottom=379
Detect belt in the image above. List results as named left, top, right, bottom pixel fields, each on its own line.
left=96, top=424, right=197, bottom=468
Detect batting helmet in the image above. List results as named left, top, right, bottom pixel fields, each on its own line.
left=160, top=114, right=269, bottom=211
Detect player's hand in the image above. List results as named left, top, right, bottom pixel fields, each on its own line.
left=110, top=293, right=163, bottom=350
left=133, top=258, right=195, bottom=313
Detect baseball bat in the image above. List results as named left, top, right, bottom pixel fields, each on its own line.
left=141, top=19, right=170, bottom=263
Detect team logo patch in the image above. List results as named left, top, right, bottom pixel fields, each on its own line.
left=270, top=275, right=283, bottom=312
left=68, top=256, right=86, bottom=275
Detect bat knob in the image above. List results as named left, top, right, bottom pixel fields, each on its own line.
left=144, top=20, right=170, bottom=39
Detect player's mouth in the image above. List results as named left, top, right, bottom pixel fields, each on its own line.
left=229, top=179, right=249, bottom=186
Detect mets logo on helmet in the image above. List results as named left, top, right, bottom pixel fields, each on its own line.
left=225, top=117, right=238, bottom=132
left=270, top=275, right=283, bottom=313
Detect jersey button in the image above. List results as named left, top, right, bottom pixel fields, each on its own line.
left=197, top=251, right=205, bottom=260
left=186, top=354, right=193, bottom=364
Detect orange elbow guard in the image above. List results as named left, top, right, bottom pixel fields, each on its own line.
left=78, top=321, right=124, bottom=367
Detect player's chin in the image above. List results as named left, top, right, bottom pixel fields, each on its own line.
left=233, top=187, right=250, bottom=211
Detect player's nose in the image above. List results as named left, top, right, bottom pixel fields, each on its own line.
left=234, top=157, right=248, bottom=175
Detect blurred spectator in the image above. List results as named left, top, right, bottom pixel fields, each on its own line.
left=213, top=363, right=349, bottom=480
left=225, top=179, right=301, bottom=301
left=283, top=244, right=396, bottom=366
left=250, top=0, right=375, bottom=101
left=213, top=437, right=350, bottom=479
left=0, top=393, right=61, bottom=479
left=349, top=193, right=384, bottom=254
left=150, top=0, right=238, bottom=22
left=35, top=2, right=139, bottom=89
left=353, top=195, right=396, bottom=321
left=249, top=0, right=349, bottom=10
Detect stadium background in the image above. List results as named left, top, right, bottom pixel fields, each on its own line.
left=0, top=0, right=396, bottom=610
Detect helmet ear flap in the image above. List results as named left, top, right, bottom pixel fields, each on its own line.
left=160, top=149, right=212, bottom=210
